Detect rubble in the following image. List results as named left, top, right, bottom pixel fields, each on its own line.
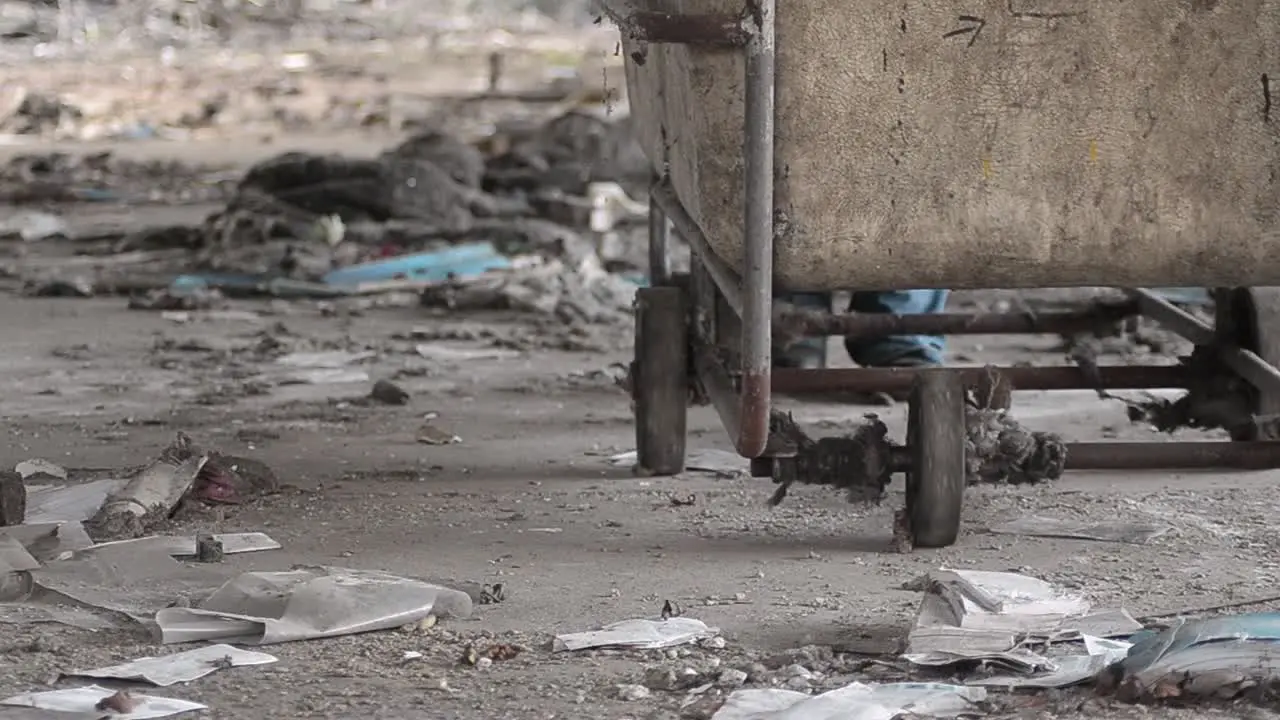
left=7, top=108, right=653, bottom=348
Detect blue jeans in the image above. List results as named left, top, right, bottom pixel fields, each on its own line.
left=781, top=290, right=950, bottom=367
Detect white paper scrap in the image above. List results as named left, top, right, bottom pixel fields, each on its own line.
left=553, top=617, right=718, bottom=652
left=66, top=644, right=278, bottom=687
left=2, top=685, right=205, bottom=719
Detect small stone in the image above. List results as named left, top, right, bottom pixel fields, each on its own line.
left=742, top=663, right=769, bottom=682
left=717, top=668, right=748, bottom=687
left=784, top=664, right=813, bottom=679
left=370, top=379, right=410, bottom=405
left=475, top=657, right=493, bottom=670
left=644, top=668, right=679, bottom=691
left=700, top=636, right=726, bottom=650
left=785, top=675, right=812, bottom=690
left=617, top=684, right=651, bottom=701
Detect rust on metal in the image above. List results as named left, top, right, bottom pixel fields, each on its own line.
left=772, top=365, right=1189, bottom=395
left=737, top=371, right=771, bottom=457
left=694, top=348, right=743, bottom=445
left=594, top=1, right=751, bottom=47
left=776, top=301, right=1138, bottom=340
left=1063, top=441, right=1280, bottom=471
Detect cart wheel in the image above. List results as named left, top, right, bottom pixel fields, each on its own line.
left=1224, top=287, right=1280, bottom=439
left=905, top=371, right=966, bottom=548
left=633, top=285, right=688, bottom=475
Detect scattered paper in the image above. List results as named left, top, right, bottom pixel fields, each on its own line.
left=1, top=685, right=205, bottom=719
left=989, top=516, right=1170, bottom=545
left=0, top=523, right=95, bottom=562
left=553, top=617, right=718, bottom=652
left=14, top=460, right=67, bottom=482
left=67, top=532, right=281, bottom=561
left=278, top=368, right=371, bottom=385
left=155, top=566, right=473, bottom=645
left=904, top=568, right=1129, bottom=670
left=24, top=478, right=125, bottom=524
left=1112, top=613, right=1280, bottom=701
left=608, top=449, right=748, bottom=475
left=66, top=644, right=278, bottom=687
left=276, top=350, right=376, bottom=368
left=711, top=681, right=986, bottom=720
left=0, top=536, right=39, bottom=574
left=30, top=543, right=224, bottom=624
left=969, top=635, right=1133, bottom=689
left=414, top=344, right=519, bottom=362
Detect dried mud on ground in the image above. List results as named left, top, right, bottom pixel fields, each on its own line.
left=0, top=8, right=1279, bottom=720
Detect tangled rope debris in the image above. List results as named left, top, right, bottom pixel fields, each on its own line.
left=963, top=405, right=1067, bottom=486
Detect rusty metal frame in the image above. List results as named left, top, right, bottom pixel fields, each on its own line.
left=608, top=0, right=1280, bottom=473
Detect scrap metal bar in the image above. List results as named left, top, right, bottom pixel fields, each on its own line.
left=592, top=0, right=751, bottom=47
left=1129, top=288, right=1280, bottom=400
left=1064, top=441, right=1280, bottom=471
left=694, top=347, right=743, bottom=449
left=772, top=365, right=1189, bottom=394
left=737, top=0, right=776, bottom=459
left=778, top=302, right=1139, bottom=340
left=651, top=180, right=744, bottom=317
left=647, top=181, right=670, bottom=286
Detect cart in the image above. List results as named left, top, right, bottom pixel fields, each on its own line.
left=602, top=0, right=1280, bottom=548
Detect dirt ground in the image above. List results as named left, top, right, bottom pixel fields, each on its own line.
left=0, top=9, right=1279, bottom=720
left=5, top=288, right=1280, bottom=720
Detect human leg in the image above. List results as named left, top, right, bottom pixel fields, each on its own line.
left=844, top=290, right=950, bottom=367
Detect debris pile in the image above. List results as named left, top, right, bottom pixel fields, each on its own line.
left=9, top=107, right=655, bottom=343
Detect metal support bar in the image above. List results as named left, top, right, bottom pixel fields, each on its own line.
left=1064, top=441, right=1280, bottom=471
left=1129, top=288, right=1280, bottom=400
left=737, top=0, right=776, bottom=459
left=888, top=439, right=1280, bottom=472
left=592, top=1, right=751, bottom=47
left=647, top=181, right=670, bottom=286
left=772, top=365, right=1188, bottom=395
left=694, top=347, right=744, bottom=448
left=777, top=302, right=1138, bottom=340
left=651, top=180, right=744, bottom=317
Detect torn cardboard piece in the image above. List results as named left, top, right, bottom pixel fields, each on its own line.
left=66, top=532, right=280, bottom=561
left=553, top=617, right=719, bottom=652
left=155, top=566, right=473, bottom=645
left=65, top=644, right=278, bottom=687
left=970, top=635, right=1133, bottom=689
left=30, top=542, right=227, bottom=625
left=1, top=685, right=204, bottom=719
left=710, top=681, right=986, bottom=720
left=24, top=479, right=125, bottom=525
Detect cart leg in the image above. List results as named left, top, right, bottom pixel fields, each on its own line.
left=634, top=286, right=688, bottom=475
left=1219, top=287, right=1280, bottom=439
left=906, top=371, right=966, bottom=548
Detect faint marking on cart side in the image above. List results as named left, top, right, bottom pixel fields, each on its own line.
left=943, top=15, right=987, bottom=46
left=1006, top=0, right=1087, bottom=21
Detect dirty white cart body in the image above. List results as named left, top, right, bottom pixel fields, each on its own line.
left=609, top=0, right=1280, bottom=549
